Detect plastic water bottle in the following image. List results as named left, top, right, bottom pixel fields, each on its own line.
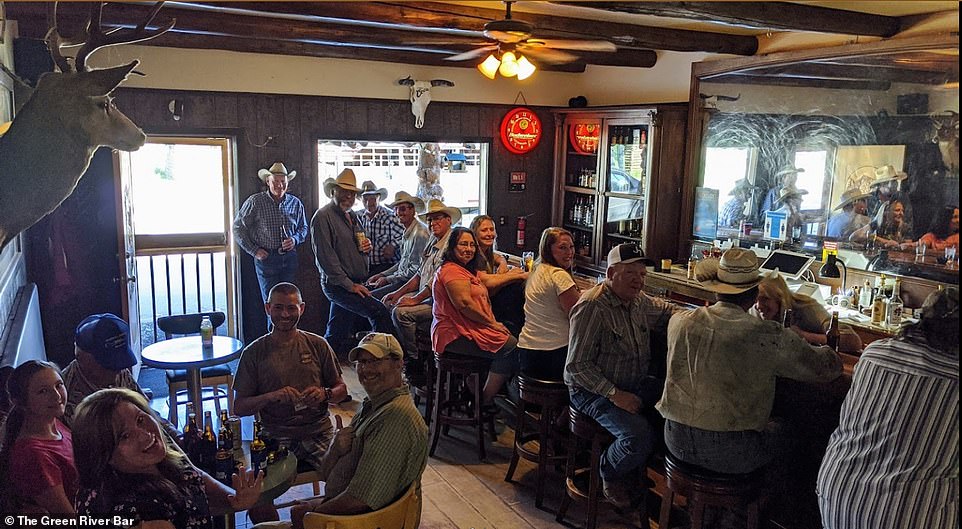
left=200, top=316, right=213, bottom=346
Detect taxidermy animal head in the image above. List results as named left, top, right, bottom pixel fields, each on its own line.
left=0, top=2, right=174, bottom=250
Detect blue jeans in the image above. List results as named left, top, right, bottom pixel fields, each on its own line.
left=569, top=383, right=661, bottom=481
left=322, top=283, right=394, bottom=355
left=664, top=419, right=783, bottom=474
left=254, top=250, right=298, bottom=302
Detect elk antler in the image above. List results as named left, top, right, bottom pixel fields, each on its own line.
left=74, top=2, right=175, bottom=71
left=45, top=2, right=74, bottom=73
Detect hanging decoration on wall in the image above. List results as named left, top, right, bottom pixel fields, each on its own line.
left=397, top=76, right=455, bottom=129
left=500, top=107, right=542, bottom=154
left=569, top=123, right=600, bottom=154
left=416, top=143, right=444, bottom=203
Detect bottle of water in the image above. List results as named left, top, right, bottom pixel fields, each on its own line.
left=200, top=316, right=213, bottom=346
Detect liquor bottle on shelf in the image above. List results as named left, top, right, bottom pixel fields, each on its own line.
left=886, top=279, right=903, bottom=328
left=826, top=312, right=840, bottom=351
left=858, top=279, right=873, bottom=311
left=871, top=289, right=886, bottom=325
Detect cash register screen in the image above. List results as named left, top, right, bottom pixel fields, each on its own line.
left=759, top=250, right=815, bottom=280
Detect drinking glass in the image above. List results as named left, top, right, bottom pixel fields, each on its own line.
left=522, top=251, right=535, bottom=272
left=946, top=245, right=957, bottom=266
left=916, top=242, right=926, bottom=261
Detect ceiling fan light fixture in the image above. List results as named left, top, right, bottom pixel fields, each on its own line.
left=499, top=51, right=520, bottom=77
left=478, top=54, right=501, bottom=80
left=516, top=55, right=536, bottom=80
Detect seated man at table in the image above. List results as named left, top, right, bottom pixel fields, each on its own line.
left=233, top=282, right=348, bottom=522
left=287, top=333, right=428, bottom=529
left=656, top=248, right=842, bottom=476
left=565, top=243, right=685, bottom=510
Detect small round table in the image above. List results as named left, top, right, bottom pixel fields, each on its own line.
left=141, top=335, right=244, bottom=417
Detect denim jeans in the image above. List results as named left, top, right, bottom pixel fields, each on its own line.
left=254, top=250, right=299, bottom=302
left=569, top=385, right=659, bottom=481
left=369, top=278, right=407, bottom=302
left=321, top=283, right=394, bottom=355
left=391, top=303, right=433, bottom=360
left=664, top=419, right=782, bottom=474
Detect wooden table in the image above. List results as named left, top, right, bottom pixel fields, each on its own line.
left=140, top=335, right=243, bottom=416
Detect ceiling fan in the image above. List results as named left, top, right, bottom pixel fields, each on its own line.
left=444, top=1, right=617, bottom=68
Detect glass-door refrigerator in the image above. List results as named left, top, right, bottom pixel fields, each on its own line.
left=600, top=120, right=652, bottom=264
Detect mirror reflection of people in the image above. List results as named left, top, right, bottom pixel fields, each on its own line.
left=760, top=167, right=803, bottom=217
left=719, top=178, right=751, bottom=228
left=771, top=184, right=808, bottom=238
left=865, top=165, right=908, bottom=220
left=850, top=197, right=911, bottom=249
left=751, top=272, right=862, bottom=352
left=826, top=188, right=871, bottom=240
left=906, top=206, right=959, bottom=252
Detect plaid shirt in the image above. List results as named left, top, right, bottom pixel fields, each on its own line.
left=360, top=205, right=405, bottom=267
left=232, top=191, right=308, bottom=256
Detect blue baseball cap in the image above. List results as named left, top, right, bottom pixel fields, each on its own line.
left=75, top=313, right=137, bottom=371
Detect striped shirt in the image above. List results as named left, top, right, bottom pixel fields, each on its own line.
left=232, top=191, right=308, bottom=256
left=382, top=219, right=431, bottom=284
left=324, top=386, right=428, bottom=510
left=61, top=360, right=145, bottom=426
left=565, top=282, right=680, bottom=397
left=360, top=205, right=405, bottom=266
left=817, top=332, right=959, bottom=529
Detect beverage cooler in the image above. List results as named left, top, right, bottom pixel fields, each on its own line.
left=554, top=111, right=655, bottom=269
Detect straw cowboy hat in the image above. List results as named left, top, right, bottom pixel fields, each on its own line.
left=775, top=185, right=808, bottom=205
left=695, top=248, right=762, bottom=295
left=323, top=168, right=363, bottom=197
left=359, top=181, right=389, bottom=202
left=257, top=162, right=296, bottom=183
left=872, top=165, right=908, bottom=186
left=387, top=191, right=425, bottom=213
left=729, top=178, right=751, bottom=195
left=417, top=199, right=462, bottom=225
left=833, top=187, right=872, bottom=210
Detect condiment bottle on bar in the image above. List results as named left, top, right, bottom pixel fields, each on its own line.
left=826, top=312, right=840, bottom=351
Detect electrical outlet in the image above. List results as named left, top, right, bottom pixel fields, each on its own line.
left=499, top=216, right=508, bottom=226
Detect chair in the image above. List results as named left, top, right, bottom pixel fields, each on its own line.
left=156, top=311, right=232, bottom=425
left=274, top=460, right=324, bottom=509
left=303, top=481, right=421, bottom=529
left=658, top=452, right=765, bottom=529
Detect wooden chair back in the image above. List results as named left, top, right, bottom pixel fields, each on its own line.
left=156, top=311, right=226, bottom=339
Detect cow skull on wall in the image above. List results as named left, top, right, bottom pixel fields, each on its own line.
left=398, top=76, right=455, bottom=129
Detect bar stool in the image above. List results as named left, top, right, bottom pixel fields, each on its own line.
left=658, top=451, right=765, bottom=529
left=409, top=352, right=436, bottom=427
left=556, top=406, right=614, bottom=529
left=428, top=351, right=496, bottom=460
left=504, top=374, right=569, bottom=509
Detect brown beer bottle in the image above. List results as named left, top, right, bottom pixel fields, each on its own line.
left=826, top=312, right=840, bottom=351
left=250, top=420, right=268, bottom=476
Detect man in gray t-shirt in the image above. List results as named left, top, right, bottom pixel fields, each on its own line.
left=233, top=282, right=348, bottom=523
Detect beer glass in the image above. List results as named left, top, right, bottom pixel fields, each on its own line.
left=522, top=251, right=535, bottom=272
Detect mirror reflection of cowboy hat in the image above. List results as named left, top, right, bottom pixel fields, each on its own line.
left=729, top=178, right=752, bottom=195
left=872, top=165, right=908, bottom=186
left=257, top=162, right=296, bottom=182
left=359, top=181, right=389, bottom=202
left=834, top=187, right=872, bottom=210
left=323, top=168, right=363, bottom=196
left=775, top=185, right=808, bottom=204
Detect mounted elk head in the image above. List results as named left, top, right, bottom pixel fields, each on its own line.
left=0, top=2, right=174, bottom=250
left=397, top=76, right=455, bottom=129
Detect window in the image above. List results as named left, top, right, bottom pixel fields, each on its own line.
left=317, top=141, right=487, bottom=225
left=794, top=150, right=828, bottom=211
left=702, top=147, right=755, bottom=197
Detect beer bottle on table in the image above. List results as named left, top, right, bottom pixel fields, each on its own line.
left=250, top=420, right=268, bottom=476
left=826, top=312, right=840, bottom=351
left=215, top=419, right=235, bottom=485
left=182, top=412, right=201, bottom=463
left=218, top=409, right=233, bottom=449
left=199, top=411, right=217, bottom=474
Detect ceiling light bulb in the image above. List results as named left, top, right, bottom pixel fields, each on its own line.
left=478, top=54, right=500, bottom=80
left=516, top=55, right=536, bottom=80
left=499, top=51, right=519, bottom=77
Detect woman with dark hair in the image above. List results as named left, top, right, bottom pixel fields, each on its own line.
left=851, top=197, right=912, bottom=249
left=0, top=360, right=77, bottom=513
left=913, top=206, right=959, bottom=252
left=72, top=388, right=263, bottom=529
left=432, top=227, right=518, bottom=408
left=516, top=227, right=581, bottom=380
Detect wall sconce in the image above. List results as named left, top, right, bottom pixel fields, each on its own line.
left=477, top=49, right=536, bottom=80
left=168, top=99, right=184, bottom=121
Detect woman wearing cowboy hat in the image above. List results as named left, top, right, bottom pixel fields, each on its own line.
left=232, top=162, right=308, bottom=302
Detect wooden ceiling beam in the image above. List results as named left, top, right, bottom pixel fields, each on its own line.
left=558, top=2, right=901, bottom=38
left=746, top=63, right=954, bottom=85
left=709, top=74, right=891, bottom=91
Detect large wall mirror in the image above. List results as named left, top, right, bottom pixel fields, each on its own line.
left=684, top=35, right=959, bottom=284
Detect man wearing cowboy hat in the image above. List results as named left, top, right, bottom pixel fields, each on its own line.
left=381, top=199, right=460, bottom=382
left=827, top=187, right=871, bottom=239
left=232, top=162, right=308, bottom=302
left=866, top=165, right=908, bottom=220
left=770, top=183, right=809, bottom=240
left=311, top=169, right=395, bottom=356
left=368, top=191, right=431, bottom=298
left=719, top=178, right=752, bottom=228
left=565, top=243, right=686, bottom=510
left=358, top=181, right=405, bottom=276
left=657, top=248, right=842, bottom=476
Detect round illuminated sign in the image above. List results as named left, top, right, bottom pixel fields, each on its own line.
left=500, top=107, right=543, bottom=155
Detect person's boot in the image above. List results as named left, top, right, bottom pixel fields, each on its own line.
left=602, top=476, right=635, bottom=510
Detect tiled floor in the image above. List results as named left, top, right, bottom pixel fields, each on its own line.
left=146, top=363, right=662, bottom=529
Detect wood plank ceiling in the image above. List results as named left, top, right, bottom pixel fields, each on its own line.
left=4, top=1, right=958, bottom=86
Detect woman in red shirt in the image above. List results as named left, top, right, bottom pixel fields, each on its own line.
left=432, top=227, right=518, bottom=408
left=0, top=360, right=78, bottom=513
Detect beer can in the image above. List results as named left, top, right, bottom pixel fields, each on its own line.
left=228, top=416, right=241, bottom=451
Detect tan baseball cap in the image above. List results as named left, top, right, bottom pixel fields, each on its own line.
left=349, top=332, right=404, bottom=361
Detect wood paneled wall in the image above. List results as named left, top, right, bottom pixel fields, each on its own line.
left=108, top=88, right=557, bottom=341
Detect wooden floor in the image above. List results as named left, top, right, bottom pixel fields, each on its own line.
left=147, top=363, right=664, bottom=529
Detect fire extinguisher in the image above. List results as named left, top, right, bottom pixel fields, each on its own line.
left=516, top=216, right=527, bottom=248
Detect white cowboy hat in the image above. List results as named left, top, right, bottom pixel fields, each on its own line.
left=872, top=165, right=908, bottom=186
left=323, top=168, right=362, bottom=197
left=417, top=199, right=462, bottom=226
left=833, top=188, right=872, bottom=210
left=696, top=248, right=762, bottom=295
left=775, top=185, right=808, bottom=205
left=359, top=181, right=388, bottom=202
left=387, top=191, right=426, bottom=213
left=257, top=162, right=296, bottom=183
